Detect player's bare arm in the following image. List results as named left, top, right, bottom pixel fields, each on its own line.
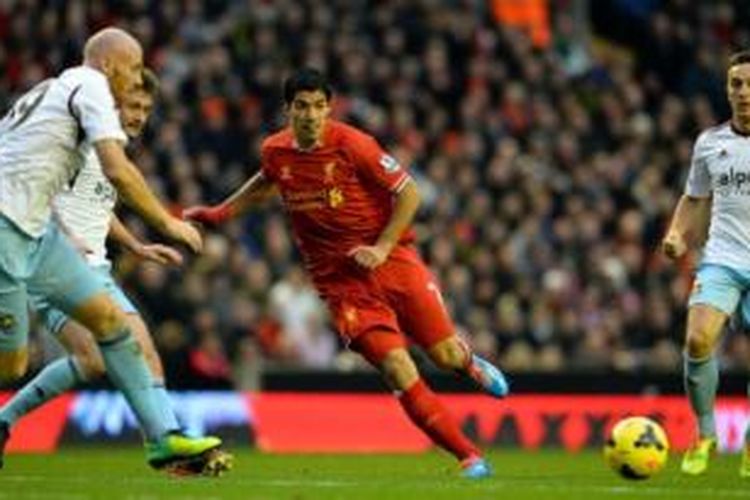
left=95, top=139, right=202, bottom=253
left=183, top=171, right=277, bottom=226
left=109, top=214, right=183, bottom=266
left=662, top=194, right=712, bottom=260
left=349, top=178, right=421, bottom=269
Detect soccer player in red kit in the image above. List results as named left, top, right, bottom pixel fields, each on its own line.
left=184, top=68, right=508, bottom=478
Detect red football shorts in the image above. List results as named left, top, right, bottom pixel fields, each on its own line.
left=321, top=245, right=455, bottom=364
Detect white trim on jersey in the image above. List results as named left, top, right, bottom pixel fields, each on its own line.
left=392, top=174, right=412, bottom=194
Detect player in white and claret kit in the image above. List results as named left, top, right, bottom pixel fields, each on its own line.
left=0, top=27, right=229, bottom=475
left=662, top=49, right=750, bottom=477
left=0, top=69, right=230, bottom=475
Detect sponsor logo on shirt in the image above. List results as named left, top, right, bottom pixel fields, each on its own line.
left=717, top=168, right=750, bottom=194
left=284, top=187, right=345, bottom=211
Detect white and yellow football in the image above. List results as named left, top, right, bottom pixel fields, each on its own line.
left=603, top=416, right=669, bottom=480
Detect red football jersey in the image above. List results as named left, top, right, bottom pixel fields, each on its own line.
left=261, top=120, right=413, bottom=283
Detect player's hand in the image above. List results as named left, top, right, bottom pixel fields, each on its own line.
left=348, top=244, right=390, bottom=269
left=165, top=218, right=203, bottom=253
left=133, top=243, right=184, bottom=266
left=662, top=232, right=687, bottom=260
left=182, top=204, right=232, bottom=227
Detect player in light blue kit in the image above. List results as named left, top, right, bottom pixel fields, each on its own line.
left=0, top=27, right=228, bottom=475
left=662, top=50, right=750, bottom=477
left=0, top=69, right=231, bottom=475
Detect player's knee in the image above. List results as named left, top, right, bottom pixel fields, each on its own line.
left=381, top=349, right=419, bottom=390
left=73, top=295, right=129, bottom=341
left=91, top=309, right=129, bottom=341
left=685, top=329, right=715, bottom=358
left=685, top=305, right=726, bottom=359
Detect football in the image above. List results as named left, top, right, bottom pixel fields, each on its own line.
left=603, top=416, right=669, bottom=480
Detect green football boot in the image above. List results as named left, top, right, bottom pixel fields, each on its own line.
left=680, top=436, right=717, bottom=476
left=146, top=431, right=226, bottom=475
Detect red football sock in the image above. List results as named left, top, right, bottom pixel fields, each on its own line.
left=397, top=378, right=480, bottom=461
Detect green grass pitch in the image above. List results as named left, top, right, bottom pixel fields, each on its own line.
left=2, top=447, right=748, bottom=499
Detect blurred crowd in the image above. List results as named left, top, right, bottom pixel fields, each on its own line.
left=3, top=0, right=750, bottom=387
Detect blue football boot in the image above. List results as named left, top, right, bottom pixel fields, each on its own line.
left=461, top=457, right=492, bottom=479
left=468, top=354, right=510, bottom=398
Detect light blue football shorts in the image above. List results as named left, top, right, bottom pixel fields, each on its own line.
left=29, top=263, right=137, bottom=336
left=689, top=263, right=750, bottom=322
left=0, top=213, right=106, bottom=351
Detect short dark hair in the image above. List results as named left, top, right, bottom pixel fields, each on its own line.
left=283, top=68, right=332, bottom=104
left=141, top=68, right=159, bottom=97
left=729, top=50, right=750, bottom=69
